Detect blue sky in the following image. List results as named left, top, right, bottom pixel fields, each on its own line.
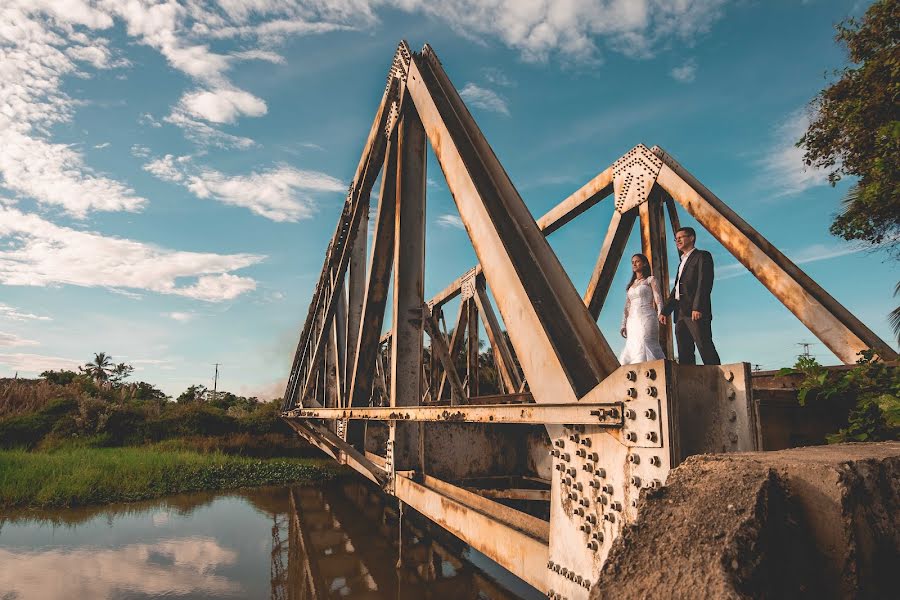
left=1, top=0, right=895, bottom=399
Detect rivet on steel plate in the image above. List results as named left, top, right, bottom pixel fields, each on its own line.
left=595, top=467, right=606, bottom=477
left=646, top=386, right=657, bottom=397
left=625, top=431, right=637, bottom=442
left=645, top=369, right=656, bottom=380
left=727, top=370, right=735, bottom=382
left=624, top=409, right=636, bottom=420
left=729, top=410, right=737, bottom=422
left=644, top=408, right=656, bottom=419
left=728, top=389, right=736, bottom=400
left=626, top=370, right=637, bottom=381
left=649, top=455, right=661, bottom=467
left=646, top=432, right=658, bottom=442
left=626, top=387, right=637, bottom=398
left=628, top=454, right=640, bottom=464
left=630, top=476, right=641, bottom=487
left=601, top=483, right=613, bottom=494
left=580, top=437, right=592, bottom=447
left=729, top=432, right=739, bottom=443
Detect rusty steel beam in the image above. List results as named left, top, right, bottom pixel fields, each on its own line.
left=473, top=276, right=523, bottom=393
left=584, top=208, right=637, bottom=320
left=429, top=167, right=616, bottom=311
left=394, top=474, right=549, bottom=592
left=423, top=305, right=468, bottom=405
left=345, top=196, right=368, bottom=403
left=437, top=298, right=468, bottom=402
left=390, top=104, right=427, bottom=471
left=284, top=48, right=408, bottom=410
left=348, top=133, right=399, bottom=409
left=284, top=419, right=387, bottom=486
left=536, top=166, right=614, bottom=235
left=652, top=147, right=898, bottom=363
left=468, top=488, right=551, bottom=502
left=466, top=297, right=480, bottom=397
left=284, top=402, right=624, bottom=425
left=407, top=46, right=617, bottom=403
left=639, top=190, right=673, bottom=357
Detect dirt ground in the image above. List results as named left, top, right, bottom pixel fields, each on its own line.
left=591, top=442, right=900, bottom=600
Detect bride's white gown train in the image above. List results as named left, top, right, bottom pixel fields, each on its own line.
left=619, top=276, right=666, bottom=365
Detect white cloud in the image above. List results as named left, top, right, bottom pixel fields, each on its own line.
left=164, top=110, right=257, bottom=149
left=145, top=155, right=345, bottom=222
left=437, top=214, right=465, bottom=230
left=399, top=0, right=729, bottom=62
left=0, top=331, right=38, bottom=347
left=139, top=113, right=163, bottom=128
left=0, top=352, right=79, bottom=374
left=482, top=67, right=514, bottom=87
left=165, top=311, right=194, bottom=322
left=0, top=206, right=264, bottom=302
left=459, top=83, right=510, bottom=116
left=670, top=59, right=697, bottom=82
left=0, top=303, right=52, bottom=322
left=93, top=142, right=110, bottom=149
left=130, top=144, right=151, bottom=158
left=757, top=109, right=829, bottom=197
left=230, top=49, right=286, bottom=63
left=178, top=87, right=267, bottom=124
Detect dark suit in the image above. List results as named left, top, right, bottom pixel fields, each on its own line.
left=663, top=249, right=721, bottom=365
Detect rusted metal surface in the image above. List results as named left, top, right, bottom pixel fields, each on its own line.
left=284, top=402, right=624, bottom=425
left=394, top=474, right=550, bottom=592
left=422, top=304, right=468, bottom=404
left=639, top=190, right=673, bottom=356
left=280, top=42, right=893, bottom=600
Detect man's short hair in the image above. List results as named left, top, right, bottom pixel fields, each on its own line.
left=676, top=226, right=696, bottom=239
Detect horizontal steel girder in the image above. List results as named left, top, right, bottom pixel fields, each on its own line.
left=284, top=402, right=624, bottom=425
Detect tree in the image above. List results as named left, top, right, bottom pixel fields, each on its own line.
left=177, top=384, right=207, bottom=404
left=79, top=352, right=114, bottom=383
left=799, top=0, right=899, bottom=254
left=109, top=362, right=134, bottom=384
left=40, top=369, right=78, bottom=385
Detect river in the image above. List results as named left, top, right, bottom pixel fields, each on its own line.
left=0, top=479, right=543, bottom=599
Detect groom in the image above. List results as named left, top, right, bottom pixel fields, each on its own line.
left=659, top=227, right=721, bottom=365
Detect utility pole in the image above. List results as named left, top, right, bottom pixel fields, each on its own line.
left=212, top=363, right=220, bottom=403
left=752, top=364, right=762, bottom=373
left=797, top=342, right=813, bottom=359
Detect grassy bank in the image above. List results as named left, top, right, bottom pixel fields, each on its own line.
left=0, top=446, right=342, bottom=510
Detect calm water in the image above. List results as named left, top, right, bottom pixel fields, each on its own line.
left=0, top=480, right=542, bottom=599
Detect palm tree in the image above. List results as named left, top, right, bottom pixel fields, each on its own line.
left=80, top=352, right=113, bottom=383
left=890, top=281, right=900, bottom=345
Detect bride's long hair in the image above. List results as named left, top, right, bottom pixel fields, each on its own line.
left=626, top=254, right=651, bottom=290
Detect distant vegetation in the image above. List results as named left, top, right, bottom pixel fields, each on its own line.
left=0, top=352, right=306, bottom=455
left=0, top=353, right=339, bottom=509
left=779, top=350, right=899, bottom=443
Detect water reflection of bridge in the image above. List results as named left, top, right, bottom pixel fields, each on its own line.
left=278, top=481, right=531, bottom=600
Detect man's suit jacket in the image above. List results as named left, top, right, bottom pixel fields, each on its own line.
left=664, top=249, right=714, bottom=320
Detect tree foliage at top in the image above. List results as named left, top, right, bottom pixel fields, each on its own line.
left=799, top=0, right=899, bottom=253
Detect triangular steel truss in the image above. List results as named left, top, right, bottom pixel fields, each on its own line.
left=282, top=41, right=895, bottom=415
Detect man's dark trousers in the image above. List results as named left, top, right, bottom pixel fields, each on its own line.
left=674, top=314, right=720, bottom=365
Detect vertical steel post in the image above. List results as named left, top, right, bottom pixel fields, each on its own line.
left=390, top=104, right=427, bottom=470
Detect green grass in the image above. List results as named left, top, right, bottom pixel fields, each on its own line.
left=0, top=446, right=342, bottom=509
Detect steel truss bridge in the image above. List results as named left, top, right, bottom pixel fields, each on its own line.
left=280, top=42, right=896, bottom=599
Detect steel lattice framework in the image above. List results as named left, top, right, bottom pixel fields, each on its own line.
left=280, top=42, right=896, bottom=599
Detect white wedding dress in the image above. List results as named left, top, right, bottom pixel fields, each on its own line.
left=619, top=276, right=666, bottom=365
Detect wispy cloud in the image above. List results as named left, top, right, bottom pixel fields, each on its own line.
left=164, top=312, right=194, bottom=322
left=757, top=109, right=829, bottom=197
left=145, top=155, right=345, bottom=222
left=177, top=88, right=267, bottom=124
left=0, top=332, right=38, bottom=347
left=0, top=352, right=80, bottom=374
left=459, top=83, right=510, bottom=116
left=670, top=59, right=697, bottom=82
left=0, top=206, right=264, bottom=302
left=437, top=214, right=465, bottom=230
left=718, top=242, right=868, bottom=280
left=0, top=303, right=51, bottom=322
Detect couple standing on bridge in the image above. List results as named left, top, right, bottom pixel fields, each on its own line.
left=618, top=227, right=721, bottom=366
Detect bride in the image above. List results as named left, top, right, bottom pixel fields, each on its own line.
left=619, top=253, right=667, bottom=365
